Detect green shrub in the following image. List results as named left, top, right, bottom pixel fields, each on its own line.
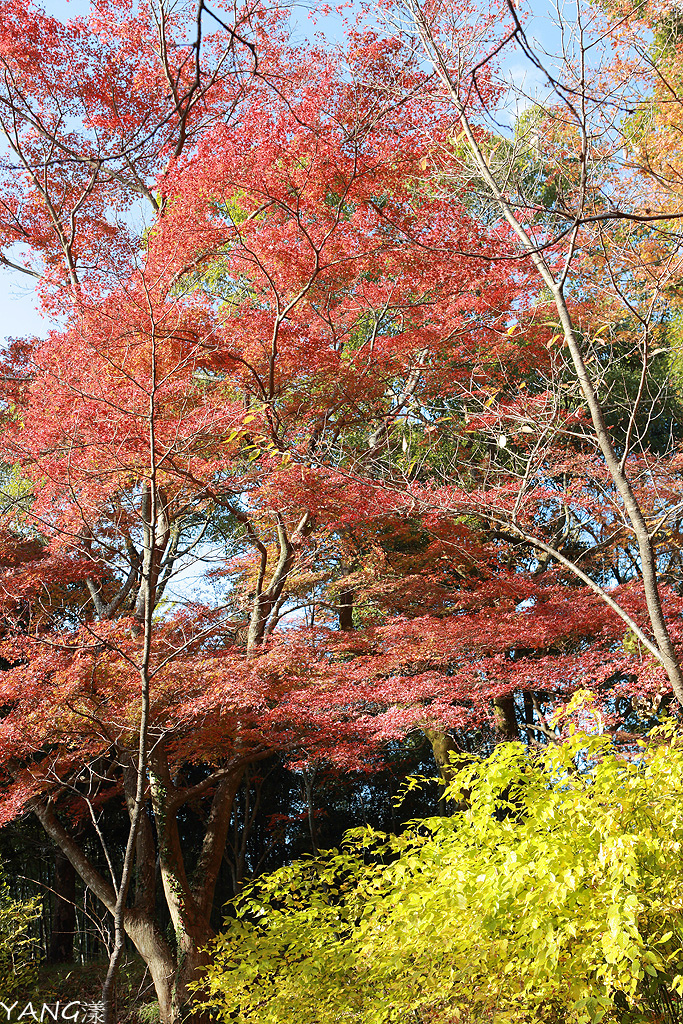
left=202, top=708, right=683, bottom=1023
left=0, top=871, right=41, bottom=997
left=137, top=1003, right=160, bottom=1024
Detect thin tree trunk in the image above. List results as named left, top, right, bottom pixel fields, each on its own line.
left=304, top=771, right=318, bottom=853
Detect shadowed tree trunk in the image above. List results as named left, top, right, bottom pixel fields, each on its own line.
left=423, top=728, right=468, bottom=813
left=48, top=847, right=76, bottom=963
left=32, top=746, right=260, bottom=1024
left=339, top=589, right=354, bottom=632
left=494, top=695, right=519, bottom=741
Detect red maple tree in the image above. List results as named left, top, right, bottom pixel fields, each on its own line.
left=1, top=1, right=682, bottom=1020
left=0, top=4, right=521, bottom=1018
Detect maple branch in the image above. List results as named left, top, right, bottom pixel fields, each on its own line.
left=246, top=511, right=313, bottom=651
left=30, top=798, right=116, bottom=914
left=365, top=349, right=428, bottom=460
left=169, top=747, right=274, bottom=810
left=101, top=287, right=162, bottom=1021
left=191, top=773, right=243, bottom=917
left=493, top=522, right=664, bottom=663
left=86, top=544, right=141, bottom=621
left=0, top=253, right=40, bottom=278
left=155, top=521, right=182, bottom=605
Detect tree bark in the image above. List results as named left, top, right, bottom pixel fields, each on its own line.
left=123, top=915, right=178, bottom=1024
left=31, top=799, right=182, bottom=1022
left=149, top=749, right=247, bottom=1021
left=494, top=695, right=519, bottom=741
left=48, top=847, right=75, bottom=963
left=246, top=512, right=312, bottom=652
left=339, top=589, right=354, bottom=632
left=424, top=727, right=469, bottom=812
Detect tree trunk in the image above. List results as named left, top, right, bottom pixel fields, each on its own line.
left=48, top=847, right=75, bottom=963
left=126, top=899, right=215, bottom=1023
left=339, top=589, right=354, bottom=631
left=424, top=728, right=459, bottom=784
left=149, top=755, right=243, bottom=1022
left=424, top=727, right=468, bottom=812
left=173, top=930, right=214, bottom=1023
left=124, top=914, right=178, bottom=1024
left=31, top=799, right=183, bottom=1023
left=494, top=695, right=519, bottom=741
left=523, top=690, right=536, bottom=743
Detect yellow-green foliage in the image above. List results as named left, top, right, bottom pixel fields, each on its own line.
left=0, top=874, right=40, bottom=997
left=203, top=725, right=683, bottom=1024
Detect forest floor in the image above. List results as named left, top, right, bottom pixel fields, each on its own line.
left=10, top=957, right=158, bottom=1022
